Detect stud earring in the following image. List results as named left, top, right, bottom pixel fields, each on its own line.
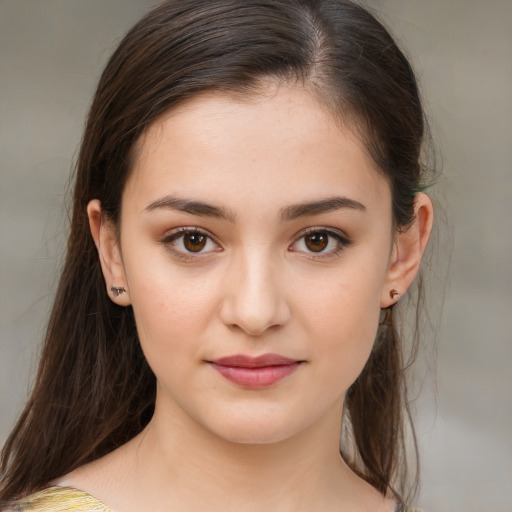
left=389, top=289, right=401, bottom=301
left=110, top=286, right=126, bottom=298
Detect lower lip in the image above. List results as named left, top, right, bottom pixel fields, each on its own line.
left=209, top=362, right=300, bottom=388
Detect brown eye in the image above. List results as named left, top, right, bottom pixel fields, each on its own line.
left=164, top=228, right=218, bottom=256
left=183, top=233, right=207, bottom=252
left=304, top=232, right=329, bottom=252
left=290, top=228, right=350, bottom=257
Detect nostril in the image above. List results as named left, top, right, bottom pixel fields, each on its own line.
left=219, top=293, right=291, bottom=336
left=218, top=259, right=291, bottom=335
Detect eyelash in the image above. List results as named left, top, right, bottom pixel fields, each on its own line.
left=161, top=226, right=352, bottom=261
left=162, top=227, right=221, bottom=261
left=289, top=227, right=352, bottom=260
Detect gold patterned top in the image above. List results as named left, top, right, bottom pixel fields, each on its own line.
left=11, top=487, right=110, bottom=511
left=10, top=486, right=424, bottom=511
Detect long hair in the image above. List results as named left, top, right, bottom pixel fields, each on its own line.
left=1, top=0, right=432, bottom=505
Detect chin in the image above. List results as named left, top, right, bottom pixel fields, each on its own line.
left=200, top=407, right=313, bottom=446
left=212, top=423, right=299, bottom=445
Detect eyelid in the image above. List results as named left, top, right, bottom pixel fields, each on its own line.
left=160, top=225, right=351, bottom=261
left=161, top=226, right=222, bottom=260
left=289, top=226, right=352, bottom=258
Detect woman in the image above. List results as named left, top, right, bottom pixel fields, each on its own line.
left=0, top=0, right=435, bottom=510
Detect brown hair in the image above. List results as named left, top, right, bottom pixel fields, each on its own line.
left=1, top=0, right=433, bottom=506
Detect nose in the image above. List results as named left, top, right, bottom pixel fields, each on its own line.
left=218, top=249, right=291, bottom=336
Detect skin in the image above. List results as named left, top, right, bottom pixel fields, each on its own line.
left=58, top=84, right=433, bottom=512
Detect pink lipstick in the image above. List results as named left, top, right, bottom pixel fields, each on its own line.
left=208, top=354, right=301, bottom=388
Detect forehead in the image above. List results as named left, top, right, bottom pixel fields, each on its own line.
left=125, top=85, right=391, bottom=218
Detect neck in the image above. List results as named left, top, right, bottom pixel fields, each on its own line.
left=59, top=392, right=392, bottom=512
left=117, top=394, right=377, bottom=512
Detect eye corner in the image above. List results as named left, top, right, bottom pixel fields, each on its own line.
left=161, top=226, right=222, bottom=260
left=289, top=226, right=352, bottom=259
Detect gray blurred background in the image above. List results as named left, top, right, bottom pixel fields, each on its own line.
left=1, top=1, right=511, bottom=510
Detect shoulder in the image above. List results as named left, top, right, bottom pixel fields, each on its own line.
left=8, top=486, right=111, bottom=512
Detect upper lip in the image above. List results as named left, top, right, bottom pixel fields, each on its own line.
left=209, top=353, right=301, bottom=368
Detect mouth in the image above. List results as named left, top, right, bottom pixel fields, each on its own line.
left=207, top=353, right=304, bottom=388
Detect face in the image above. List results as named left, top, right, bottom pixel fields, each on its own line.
left=99, top=85, right=400, bottom=444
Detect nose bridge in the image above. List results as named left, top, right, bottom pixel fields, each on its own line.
left=220, top=243, right=289, bottom=335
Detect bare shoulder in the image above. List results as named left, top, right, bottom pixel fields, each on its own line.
left=49, top=437, right=141, bottom=512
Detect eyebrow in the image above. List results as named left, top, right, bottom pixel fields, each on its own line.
left=144, top=195, right=365, bottom=222
left=144, top=196, right=237, bottom=223
left=279, top=196, right=366, bottom=220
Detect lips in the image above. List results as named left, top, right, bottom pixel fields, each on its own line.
left=208, top=353, right=302, bottom=388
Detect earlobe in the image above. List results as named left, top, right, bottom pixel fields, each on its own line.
left=380, top=193, right=434, bottom=308
left=87, top=200, right=131, bottom=306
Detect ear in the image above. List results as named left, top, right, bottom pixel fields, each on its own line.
left=87, top=199, right=131, bottom=306
left=380, top=193, right=434, bottom=308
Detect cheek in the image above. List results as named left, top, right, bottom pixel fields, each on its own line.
left=122, top=246, right=221, bottom=357
left=128, top=274, right=220, bottom=400
left=295, top=262, right=384, bottom=388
